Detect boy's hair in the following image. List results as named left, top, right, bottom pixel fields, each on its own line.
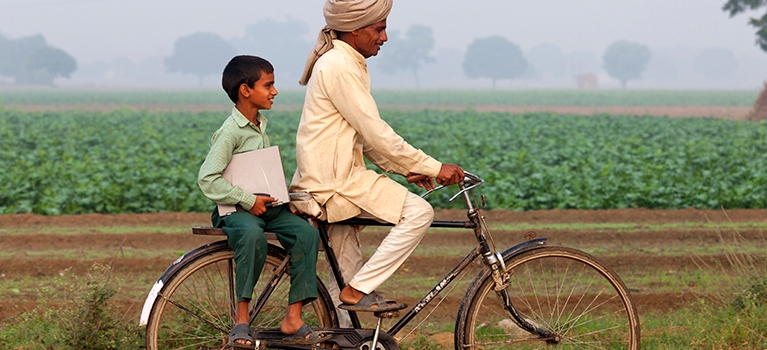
left=222, top=55, right=274, bottom=104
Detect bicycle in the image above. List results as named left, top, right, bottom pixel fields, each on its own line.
left=140, top=171, right=640, bottom=349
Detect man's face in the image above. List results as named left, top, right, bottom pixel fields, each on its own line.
left=354, top=19, right=388, bottom=58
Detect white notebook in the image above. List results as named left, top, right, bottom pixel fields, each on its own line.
left=217, top=146, right=291, bottom=216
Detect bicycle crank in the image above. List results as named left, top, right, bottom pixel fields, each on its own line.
left=253, top=327, right=398, bottom=350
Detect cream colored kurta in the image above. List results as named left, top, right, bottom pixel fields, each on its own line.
left=290, top=40, right=442, bottom=224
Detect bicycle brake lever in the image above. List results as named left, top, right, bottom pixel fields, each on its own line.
left=419, top=171, right=484, bottom=199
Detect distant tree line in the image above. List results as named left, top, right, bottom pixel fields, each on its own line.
left=10, top=0, right=761, bottom=90
left=0, top=33, right=77, bottom=86
left=164, top=20, right=656, bottom=89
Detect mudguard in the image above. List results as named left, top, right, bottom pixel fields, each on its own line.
left=501, top=237, right=548, bottom=260
left=138, top=240, right=229, bottom=326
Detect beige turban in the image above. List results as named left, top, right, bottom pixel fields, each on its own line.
left=298, top=0, right=393, bottom=86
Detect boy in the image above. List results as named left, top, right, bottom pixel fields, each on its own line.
left=198, top=55, right=328, bottom=348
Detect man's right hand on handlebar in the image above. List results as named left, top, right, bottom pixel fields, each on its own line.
left=437, top=164, right=464, bottom=186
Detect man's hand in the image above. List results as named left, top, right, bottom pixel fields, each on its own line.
left=436, top=164, right=464, bottom=186
left=248, top=195, right=276, bottom=216
left=406, top=173, right=436, bottom=190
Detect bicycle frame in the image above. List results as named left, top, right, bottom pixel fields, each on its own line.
left=318, top=172, right=552, bottom=339
left=143, top=170, right=638, bottom=349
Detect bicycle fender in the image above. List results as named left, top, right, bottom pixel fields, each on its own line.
left=139, top=240, right=230, bottom=326
left=501, top=237, right=548, bottom=260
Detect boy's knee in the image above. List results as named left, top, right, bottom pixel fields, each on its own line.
left=306, top=226, right=320, bottom=244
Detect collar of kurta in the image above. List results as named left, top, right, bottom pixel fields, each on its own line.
left=231, top=107, right=267, bottom=130
left=331, top=39, right=367, bottom=68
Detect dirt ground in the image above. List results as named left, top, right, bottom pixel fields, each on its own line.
left=2, top=208, right=765, bottom=325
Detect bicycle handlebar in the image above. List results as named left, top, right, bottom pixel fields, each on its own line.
left=420, top=171, right=484, bottom=200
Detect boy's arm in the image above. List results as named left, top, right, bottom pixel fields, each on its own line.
left=197, top=130, right=257, bottom=211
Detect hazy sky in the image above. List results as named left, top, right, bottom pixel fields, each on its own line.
left=0, top=0, right=765, bottom=63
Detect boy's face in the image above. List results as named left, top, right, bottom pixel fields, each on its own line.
left=242, top=72, right=277, bottom=110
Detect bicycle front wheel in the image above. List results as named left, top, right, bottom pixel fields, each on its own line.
left=145, top=240, right=336, bottom=350
left=456, top=246, right=640, bottom=349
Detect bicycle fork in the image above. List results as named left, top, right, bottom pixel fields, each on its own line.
left=470, top=208, right=561, bottom=344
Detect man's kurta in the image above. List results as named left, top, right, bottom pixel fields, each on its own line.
left=290, top=39, right=442, bottom=224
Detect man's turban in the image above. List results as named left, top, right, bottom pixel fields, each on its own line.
left=298, top=0, right=393, bottom=86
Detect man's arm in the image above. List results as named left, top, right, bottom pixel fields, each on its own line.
left=362, top=139, right=412, bottom=176
left=324, top=69, right=441, bottom=178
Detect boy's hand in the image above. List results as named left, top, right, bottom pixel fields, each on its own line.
left=436, top=164, right=465, bottom=186
left=249, top=195, right=277, bottom=216
left=406, top=173, right=436, bottom=190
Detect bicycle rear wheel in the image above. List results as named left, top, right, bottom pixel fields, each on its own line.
left=145, top=240, right=336, bottom=350
left=456, top=246, right=640, bottom=349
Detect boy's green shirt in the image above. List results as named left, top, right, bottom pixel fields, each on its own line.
left=198, top=107, right=270, bottom=211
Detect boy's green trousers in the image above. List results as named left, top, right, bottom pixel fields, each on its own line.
left=212, top=205, right=320, bottom=305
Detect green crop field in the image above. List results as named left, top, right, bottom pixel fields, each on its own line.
left=0, top=88, right=759, bottom=107
left=2, top=108, right=766, bottom=215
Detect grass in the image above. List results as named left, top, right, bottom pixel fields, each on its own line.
left=0, top=224, right=195, bottom=236
left=0, top=264, right=144, bottom=349
left=2, top=215, right=767, bottom=348
left=490, top=221, right=767, bottom=232
left=0, top=248, right=178, bottom=260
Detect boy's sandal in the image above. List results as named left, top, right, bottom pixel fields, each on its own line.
left=228, top=323, right=255, bottom=349
left=338, top=290, right=407, bottom=313
left=281, top=323, right=331, bottom=345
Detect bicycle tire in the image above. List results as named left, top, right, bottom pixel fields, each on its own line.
left=145, top=240, right=336, bottom=350
left=455, top=246, right=640, bottom=349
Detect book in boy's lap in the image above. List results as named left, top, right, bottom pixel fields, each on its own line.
left=218, top=146, right=291, bottom=216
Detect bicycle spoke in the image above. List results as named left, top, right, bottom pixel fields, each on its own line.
left=146, top=242, right=336, bottom=349
left=458, top=247, right=639, bottom=350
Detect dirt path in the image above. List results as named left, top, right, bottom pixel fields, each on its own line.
left=1, top=208, right=765, bottom=323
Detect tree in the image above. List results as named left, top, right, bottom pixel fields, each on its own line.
left=25, top=47, right=78, bottom=85
left=377, top=25, right=436, bottom=88
left=602, top=40, right=651, bottom=89
left=463, top=36, right=528, bottom=88
left=0, top=33, right=77, bottom=86
left=723, top=0, right=767, bottom=52
left=164, top=32, right=237, bottom=85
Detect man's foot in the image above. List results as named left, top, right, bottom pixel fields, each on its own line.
left=281, top=323, right=331, bottom=345
left=338, top=290, right=407, bottom=313
left=228, top=323, right=254, bottom=349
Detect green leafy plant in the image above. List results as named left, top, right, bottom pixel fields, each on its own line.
left=3, top=109, right=767, bottom=214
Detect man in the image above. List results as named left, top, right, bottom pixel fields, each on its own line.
left=290, top=0, right=464, bottom=316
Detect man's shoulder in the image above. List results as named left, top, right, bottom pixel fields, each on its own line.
left=314, top=50, right=364, bottom=84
